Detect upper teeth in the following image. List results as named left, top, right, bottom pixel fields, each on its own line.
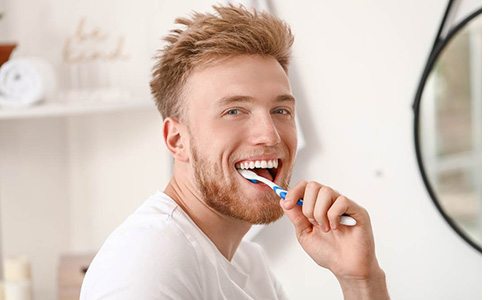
left=236, top=159, right=279, bottom=169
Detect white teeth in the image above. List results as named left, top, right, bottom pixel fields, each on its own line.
left=236, top=159, right=279, bottom=170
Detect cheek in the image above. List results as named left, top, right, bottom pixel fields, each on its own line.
left=209, top=121, right=244, bottom=143
left=191, top=125, right=239, bottom=159
left=279, top=123, right=297, bottom=148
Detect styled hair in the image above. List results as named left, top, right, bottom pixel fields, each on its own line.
left=150, top=4, right=294, bottom=120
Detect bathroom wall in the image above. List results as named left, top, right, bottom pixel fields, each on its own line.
left=256, top=2, right=482, bottom=299
left=0, top=0, right=482, bottom=299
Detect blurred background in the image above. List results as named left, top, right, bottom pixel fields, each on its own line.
left=0, top=0, right=483, bottom=299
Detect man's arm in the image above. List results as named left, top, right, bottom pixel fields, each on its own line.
left=338, top=269, right=389, bottom=300
left=280, top=181, right=390, bottom=300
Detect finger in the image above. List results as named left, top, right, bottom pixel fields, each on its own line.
left=280, top=200, right=312, bottom=237
left=327, top=195, right=365, bottom=230
left=302, top=182, right=322, bottom=225
left=282, top=181, right=311, bottom=236
left=313, top=186, right=336, bottom=232
left=283, top=180, right=307, bottom=210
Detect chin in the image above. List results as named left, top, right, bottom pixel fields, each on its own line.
left=235, top=192, right=284, bottom=224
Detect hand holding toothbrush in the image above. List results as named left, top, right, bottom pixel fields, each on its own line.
left=238, top=169, right=356, bottom=226
left=280, top=180, right=388, bottom=297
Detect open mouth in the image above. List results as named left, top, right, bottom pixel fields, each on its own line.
left=235, top=159, right=280, bottom=183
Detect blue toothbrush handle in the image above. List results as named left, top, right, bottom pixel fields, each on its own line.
left=272, top=185, right=304, bottom=205
left=273, top=185, right=356, bottom=226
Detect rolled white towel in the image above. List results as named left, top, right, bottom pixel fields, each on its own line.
left=0, top=57, right=56, bottom=108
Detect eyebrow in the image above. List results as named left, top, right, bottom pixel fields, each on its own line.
left=216, top=94, right=295, bottom=106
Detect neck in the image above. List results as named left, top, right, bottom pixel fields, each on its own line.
left=164, top=174, right=252, bottom=261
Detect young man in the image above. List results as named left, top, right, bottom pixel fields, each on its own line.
left=80, top=4, right=389, bottom=299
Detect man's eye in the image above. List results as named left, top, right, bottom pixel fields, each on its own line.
left=274, top=108, right=291, bottom=115
left=225, top=108, right=241, bottom=115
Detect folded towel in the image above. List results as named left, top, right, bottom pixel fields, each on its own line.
left=0, top=57, right=56, bottom=108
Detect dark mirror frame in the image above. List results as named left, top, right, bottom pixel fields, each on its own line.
left=412, top=7, right=482, bottom=253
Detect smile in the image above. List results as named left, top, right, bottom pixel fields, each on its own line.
left=235, top=159, right=280, bottom=182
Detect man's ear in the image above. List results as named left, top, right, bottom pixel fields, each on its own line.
left=163, top=117, right=189, bottom=162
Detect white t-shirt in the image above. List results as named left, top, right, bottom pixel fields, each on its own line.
left=80, top=191, right=288, bottom=300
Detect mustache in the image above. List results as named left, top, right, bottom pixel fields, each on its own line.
left=231, top=147, right=287, bottom=161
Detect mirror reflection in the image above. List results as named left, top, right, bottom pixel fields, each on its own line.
left=419, top=14, right=481, bottom=247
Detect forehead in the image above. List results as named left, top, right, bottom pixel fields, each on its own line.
left=182, top=55, right=293, bottom=110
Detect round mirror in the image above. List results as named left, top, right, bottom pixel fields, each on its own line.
left=414, top=9, right=481, bottom=252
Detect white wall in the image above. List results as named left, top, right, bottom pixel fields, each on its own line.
left=66, top=110, right=170, bottom=252
left=0, top=109, right=169, bottom=300
left=256, top=2, right=482, bottom=299
left=0, top=118, right=71, bottom=298
left=0, top=0, right=481, bottom=299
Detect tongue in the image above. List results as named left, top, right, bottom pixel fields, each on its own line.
left=253, top=168, right=273, bottom=181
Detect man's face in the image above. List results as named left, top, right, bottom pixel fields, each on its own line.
left=182, top=55, right=297, bottom=224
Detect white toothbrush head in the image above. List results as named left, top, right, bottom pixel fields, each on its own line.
left=237, top=169, right=260, bottom=183
left=237, top=169, right=276, bottom=188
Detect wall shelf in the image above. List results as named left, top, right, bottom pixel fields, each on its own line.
left=0, top=98, right=155, bottom=120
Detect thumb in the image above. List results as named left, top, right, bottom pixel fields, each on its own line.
left=280, top=197, right=311, bottom=237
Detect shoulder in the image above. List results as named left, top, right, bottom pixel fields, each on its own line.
left=80, top=193, right=204, bottom=299
left=93, top=191, right=201, bottom=271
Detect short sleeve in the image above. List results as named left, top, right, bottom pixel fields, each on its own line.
left=80, top=226, right=203, bottom=300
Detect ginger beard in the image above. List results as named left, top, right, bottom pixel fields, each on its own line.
left=190, top=139, right=292, bottom=224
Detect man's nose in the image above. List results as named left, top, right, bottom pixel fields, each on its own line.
left=249, top=114, right=281, bottom=146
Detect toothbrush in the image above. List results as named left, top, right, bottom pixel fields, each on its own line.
left=238, top=169, right=357, bottom=226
